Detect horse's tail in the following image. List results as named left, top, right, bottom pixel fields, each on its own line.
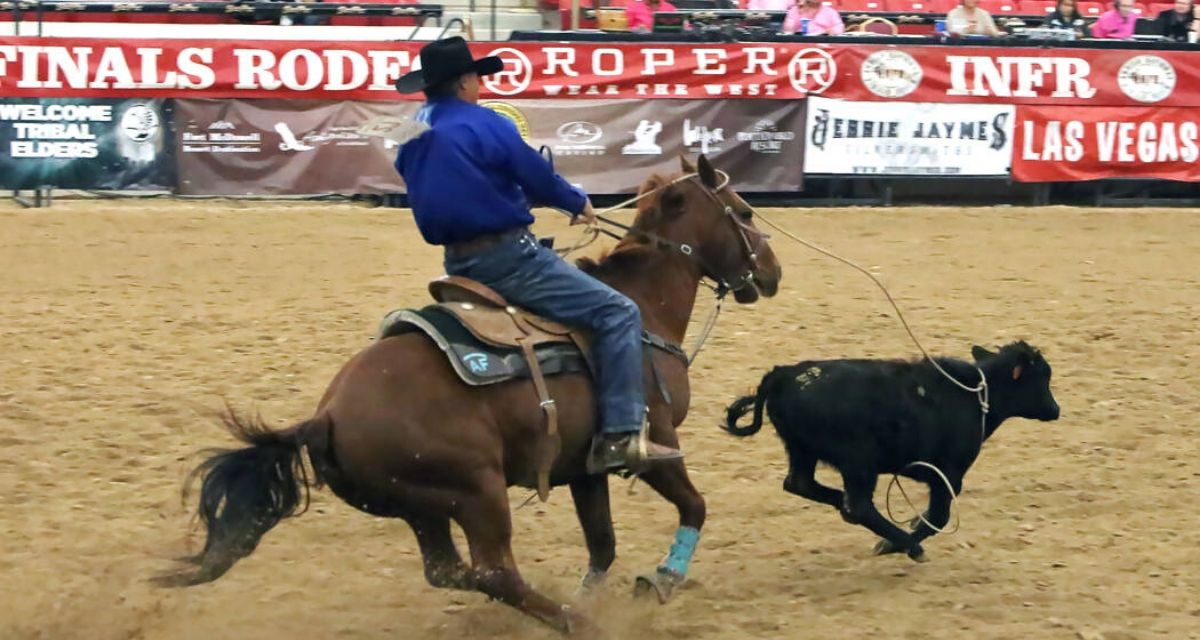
left=722, top=367, right=790, bottom=437
left=155, top=410, right=332, bottom=587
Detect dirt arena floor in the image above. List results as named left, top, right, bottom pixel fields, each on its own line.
left=2, top=200, right=1198, bottom=640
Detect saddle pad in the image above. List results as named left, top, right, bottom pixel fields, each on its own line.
left=380, top=305, right=590, bottom=387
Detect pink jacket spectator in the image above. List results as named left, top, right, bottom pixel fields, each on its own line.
left=746, top=0, right=793, bottom=10
left=1090, top=9, right=1137, bottom=38
left=626, top=0, right=678, bottom=31
left=783, top=4, right=844, bottom=34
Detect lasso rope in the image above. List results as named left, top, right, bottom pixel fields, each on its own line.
left=555, top=196, right=986, bottom=532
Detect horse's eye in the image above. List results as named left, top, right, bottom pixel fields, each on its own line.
left=738, top=210, right=753, bottom=221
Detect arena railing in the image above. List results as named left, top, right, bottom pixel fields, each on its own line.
left=562, top=5, right=1169, bottom=35
left=3, top=1, right=446, bottom=37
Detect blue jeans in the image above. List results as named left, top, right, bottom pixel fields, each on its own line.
left=444, top=231, right=644, bottom=435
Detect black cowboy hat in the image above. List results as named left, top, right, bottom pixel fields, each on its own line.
left=394, top=37, right=504, bottom=94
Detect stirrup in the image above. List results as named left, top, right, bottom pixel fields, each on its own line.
left=589, top=429, right=682, bottom=478
left=624, top=428, right=652, bottom=475
left=624, top=427, right=684, bottom=475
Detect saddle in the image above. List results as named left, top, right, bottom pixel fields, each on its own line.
left=378, top=276, right=594, bottom=502
left=427, top=277, right=592, bottom=355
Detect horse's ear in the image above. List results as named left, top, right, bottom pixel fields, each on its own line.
left=697, top=154, right=718, bottom=188
left=680, top=154, right=697, bottom=175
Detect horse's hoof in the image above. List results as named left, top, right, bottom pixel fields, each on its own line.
left=909, top=550, right=930, bottom=563
left=873, top=539, right=902, bottom=556
left=633, top=568, right=684, bottom=604
left=560, top=605, right=599, bottom=638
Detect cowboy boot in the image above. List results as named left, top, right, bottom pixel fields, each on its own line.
left=586, top=427, right=682, bottom=475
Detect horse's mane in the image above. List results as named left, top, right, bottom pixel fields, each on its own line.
left=575, top=173, right=677, bottom=278
left=575, top=244, right=657, bottom=278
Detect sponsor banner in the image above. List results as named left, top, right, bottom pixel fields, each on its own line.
left=0, top=97, right=173, bottom=189
left=840, top=47, right=1192, bottom=107
left=515, top=99, right=804, bottom=193
left=173, top=99, right=802, bottom=195
left=4, top=37, right=1199, bottom=104
left=803, top=96, right=1013, bottom=176
left=174, top=99, right=411, bottom=195
left=1012, top=105, right=1200, bottom=182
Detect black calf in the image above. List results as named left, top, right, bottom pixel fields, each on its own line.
left=723, top=341, right=1060, bottom=561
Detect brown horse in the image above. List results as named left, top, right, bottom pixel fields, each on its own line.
left=160, top=154, right=782, bottom=635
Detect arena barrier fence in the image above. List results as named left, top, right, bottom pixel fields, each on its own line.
left=2, top=34, right=1199, bottom=203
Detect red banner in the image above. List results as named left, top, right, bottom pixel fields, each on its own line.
left=1012, top=105, right=1200, bottom=182
left=2, top=38, right=1200, bottom=105
left=826, top=46, right=1198, bottom=107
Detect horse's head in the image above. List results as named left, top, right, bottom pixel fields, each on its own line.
left=632, top=154, right=782, bottom=303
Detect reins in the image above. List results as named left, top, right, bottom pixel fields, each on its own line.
left=558, top=170, right=762, bottom=364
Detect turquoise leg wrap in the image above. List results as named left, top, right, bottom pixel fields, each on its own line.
left=661, top=526, right=700, bottom=576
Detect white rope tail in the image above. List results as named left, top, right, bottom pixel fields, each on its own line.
left=358, top=116, right=431, bottom=146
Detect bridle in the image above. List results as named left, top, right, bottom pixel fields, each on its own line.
left=553, top=167, right=772, bottom=364
left=590, top=169, right=770, bottom=299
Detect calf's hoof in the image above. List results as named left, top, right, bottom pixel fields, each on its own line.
left=907, top=546, right=929, bottom=563
left=873, top=538, right=902, bottom=556
left=575, top=568, right=607, bottom=599
left=633, top=567, right=685, bottom=604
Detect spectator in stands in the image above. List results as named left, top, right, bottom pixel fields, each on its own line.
left=746, top=0, right=792, bottom=10
left=1091, top=0, right=1138, bottom=38
left=1154, top=0, right=1194, bottom=41
left=782, top=0, right=845, bottom=34
left=1192, top=1, right=1200, bottom=40
left=627, top=0, right=678, bottom=31
left=231, top=0, right=274, bottom=24
left=945, top=0, right=1004, bottom=36
left=284, top=0, right=330, bottom=26
left=1045, top=0, right=1087, bottom=37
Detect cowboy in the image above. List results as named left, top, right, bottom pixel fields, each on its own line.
left=392, top=37, right=682, bottom=473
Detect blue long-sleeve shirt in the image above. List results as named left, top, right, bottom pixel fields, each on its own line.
left=395, top=96, right=588, bottom=246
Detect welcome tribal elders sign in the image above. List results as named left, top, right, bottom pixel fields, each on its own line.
left=803, top=96, right=1013, bottom=177
left=0, top=98, right=173, bottom=189
left=3, top=38, right=1200, bottom=105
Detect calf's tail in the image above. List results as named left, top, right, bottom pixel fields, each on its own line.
left=722, top=367, right=791, bottom=437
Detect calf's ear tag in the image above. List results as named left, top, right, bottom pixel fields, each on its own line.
left=1012, top=365, right=1023, bottom=381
